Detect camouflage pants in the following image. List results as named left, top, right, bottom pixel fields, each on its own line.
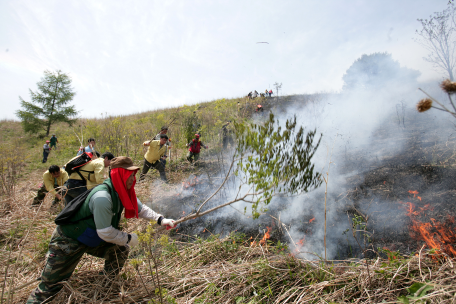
left=32, top=184, right=61, bottom=206
left=26, top=226, right=129, bottom=304
left=187, top=151, right=200, bottom=163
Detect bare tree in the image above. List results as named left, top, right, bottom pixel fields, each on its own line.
left=273, top=82, right=282, bottom=102
left=415, top=4, right=456, bottom=80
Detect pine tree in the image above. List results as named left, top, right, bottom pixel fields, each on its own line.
left=16, top=70, right=78, bottom=136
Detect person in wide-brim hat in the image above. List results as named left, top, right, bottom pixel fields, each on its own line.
left=27, top=156, right=176, bottom=304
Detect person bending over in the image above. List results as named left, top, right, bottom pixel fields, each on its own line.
left=26, top=156, right=176, bottom=304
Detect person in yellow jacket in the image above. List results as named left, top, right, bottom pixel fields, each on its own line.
left=64, top=152, right=115, bottom=205
left=139, top=134, right=168, bottom=182
left=32, top=165, right=69, bottom=207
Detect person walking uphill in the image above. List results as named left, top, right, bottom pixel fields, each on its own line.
left=64, top=152, right=114, bottom=206
left=140, top=134, right=168, bottom=182
left=42, top=140, right=51, bottom=163
left=26, top=156, right=176, bottom=304
left=32, top=165, right=69, bottom=207
left=187, top=134, right=208, bottom=164
left=49, top=134, right=58, bottom=150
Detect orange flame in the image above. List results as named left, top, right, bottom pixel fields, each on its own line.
left=182, top=176, right=201, bottom=189
left=259, top=227, right=271, bottom=245
left=309, top=218, right=315, bottom=223
left=400, top=201, right=456, bottom=257
left=251, top=227, right=272, bottom=246
left=408, top=190, right=419, bottom=197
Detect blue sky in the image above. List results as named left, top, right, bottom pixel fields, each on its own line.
left=0, top=0, right=449, bottom=119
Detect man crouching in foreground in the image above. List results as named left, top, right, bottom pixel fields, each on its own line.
left=27, top=156, right=176, bottom=304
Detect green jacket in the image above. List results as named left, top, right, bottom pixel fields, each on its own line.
left=60, top=179, right=123, bottom=247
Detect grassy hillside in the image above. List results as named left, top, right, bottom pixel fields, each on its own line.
left=0, top=95, right=266, bottom=192
left=0, top=94, right=454, bottom=303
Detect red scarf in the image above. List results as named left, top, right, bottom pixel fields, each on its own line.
left=110, top=168, right=138, bottom=218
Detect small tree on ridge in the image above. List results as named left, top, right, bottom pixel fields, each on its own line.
left=16, top=70, right=78, bottom=136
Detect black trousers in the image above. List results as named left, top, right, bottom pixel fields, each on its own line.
left=140, top=158, right=167, bottom=181
left=42, top=151, right=49, bottom=163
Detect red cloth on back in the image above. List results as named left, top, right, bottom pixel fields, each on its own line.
left=110, top=167, right=138, bottom=218
left=188, top=139, right=201, bottom=153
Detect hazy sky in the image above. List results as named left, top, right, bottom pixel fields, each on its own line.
left=0, top=0, right=449, bottom=119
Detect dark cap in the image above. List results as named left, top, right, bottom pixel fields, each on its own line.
left=110, top=156, right=140, bottom=171
left=160, top=134, right=169, bottom=140
left=161, top=126, right=168, bottom=131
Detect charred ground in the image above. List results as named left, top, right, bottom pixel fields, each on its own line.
left=151, top=94, right=456, bottom=260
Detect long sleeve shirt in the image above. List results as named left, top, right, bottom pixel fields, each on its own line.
left=153, top=133, right=170, bottom=156
left=67, top=158, right=106, bottom=190
left=43, top=144, right=50, bottom=153
left=143, top=140, right=167, bottom=163
left=43, top=169, right=69, bottom=196
left=90, top=191, right=162, bottom=245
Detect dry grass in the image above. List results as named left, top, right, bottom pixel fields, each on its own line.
left=5, top=227, right=456, bottom=303
left=1, top=175, right=455, bottom=304
left=2, top=94, right=455, bottom=303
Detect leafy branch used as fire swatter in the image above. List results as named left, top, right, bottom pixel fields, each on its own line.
left=157, top=113, right=322, bottom=233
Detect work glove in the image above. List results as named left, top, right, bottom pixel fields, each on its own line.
left=161, top=218, right=176, bottom=230
left=127, top=233, right=139, bottom=247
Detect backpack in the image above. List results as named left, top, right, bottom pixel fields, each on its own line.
left=65, top=152, right=94, bottom=182
left=55, top=182, right=113, bottom=225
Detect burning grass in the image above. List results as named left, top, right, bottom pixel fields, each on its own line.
left=6, top=230, right=456, bottom=303
left=2, top=183, right=455, bottom=303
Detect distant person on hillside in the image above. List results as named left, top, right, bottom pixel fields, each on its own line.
left=269, top=90, right=273, bottom=97
left=32, top=165, right=68, bottom=207
left=64, top=151, right=114, bottom=205
left=247, top=91, right=252, bottom=100
left=153, top=126, right=171, bottom=167
left=49, top=134, right=58, bottom=150
left=252, top=91, right=258, bottom=98
left=77, top=138, right=97, bottom=156
left=140, top=134, right=168, bottom=182
left=256, top=104, right=264, bottom=112
left=26, top=156, right=176, bottom=304
left=186, top=134, right=208, bottom=165
left=265, top=89, right=268, bottom=96
left=42, top=140, right=51, bottom=163
left=220, top=121, right=234, bottom=149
